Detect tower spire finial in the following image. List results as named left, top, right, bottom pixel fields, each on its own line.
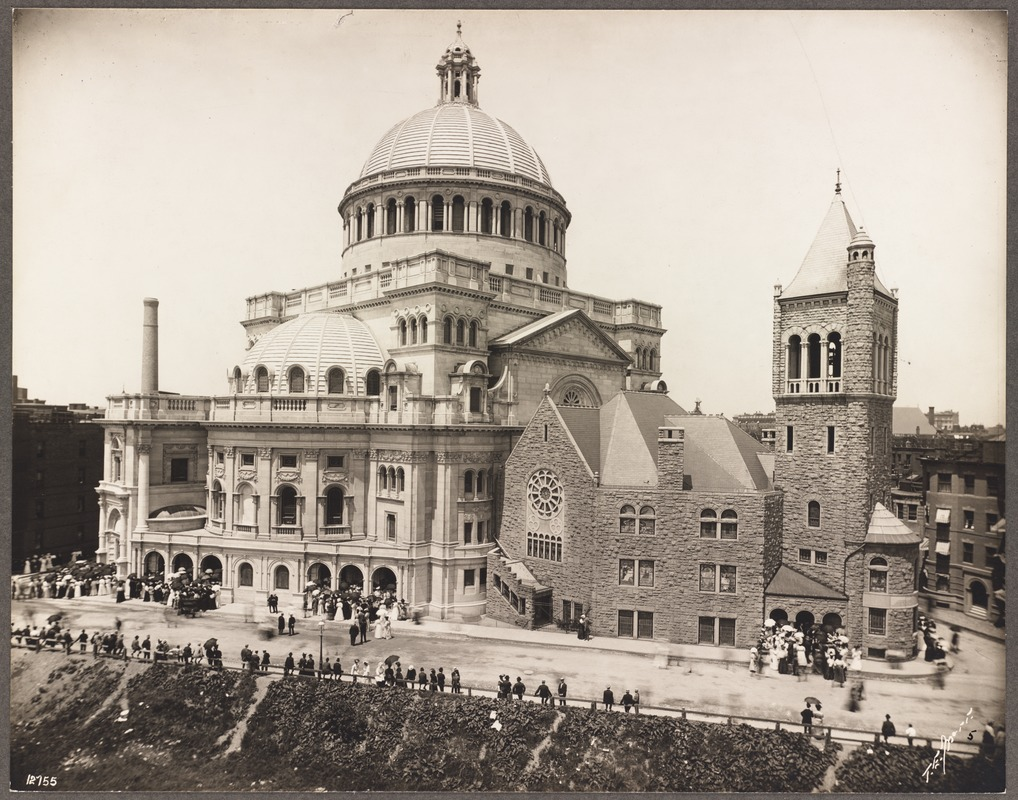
left=835, top=168, right=842, bottom=195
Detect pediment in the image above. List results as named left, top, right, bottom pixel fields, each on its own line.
left=491, top=309, right=631, bottom=364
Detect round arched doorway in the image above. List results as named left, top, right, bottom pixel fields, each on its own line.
left=308, top=563, right=332, bottom=589
left=795, top=610, right=815, bottom=631
left=822, top=612, right=843, bottom=631
left=372, top=567, right=397, bottom=594
left=340, top=565, right=364, bottom=592
left=769, top=608, right=789, bottom=624
left=200, top=555, right=223, bottom=583
left=969, top=580, right=989, bottom=617
left=172, top=553, right=194, bottom=578
left=144, top=551, right=165, bottom=579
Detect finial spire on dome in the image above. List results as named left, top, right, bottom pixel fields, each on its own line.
left=437, top=24, right=481, bottom=106
left=835, top=168, right=841, bottom=195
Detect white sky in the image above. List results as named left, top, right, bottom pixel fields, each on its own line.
left=12, top=9, right=1007, bottom=425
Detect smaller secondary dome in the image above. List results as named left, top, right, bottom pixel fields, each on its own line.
left=849, top=227, right=874, bottom=248
left=241, top=313, right=387, bottom=395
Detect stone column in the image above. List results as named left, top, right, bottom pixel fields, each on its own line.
left=396, top=203, right=403, bottom=233
left=136, top=444, right=151, bottom=531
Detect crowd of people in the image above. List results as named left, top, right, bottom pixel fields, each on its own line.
left=749, top=619, right=862, bottom=687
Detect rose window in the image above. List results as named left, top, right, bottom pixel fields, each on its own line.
left=527, top=469, right=563, bottom=519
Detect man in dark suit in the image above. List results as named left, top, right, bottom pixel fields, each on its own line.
left=358, top=609, right=369, bottom=644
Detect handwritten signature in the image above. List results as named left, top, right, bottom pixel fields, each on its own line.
left=923, top=707, right=974, bottom=782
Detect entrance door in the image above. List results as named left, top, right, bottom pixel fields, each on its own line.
left=533, top=591, right=553, bottom=628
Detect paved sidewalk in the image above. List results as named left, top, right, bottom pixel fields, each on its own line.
left=215, top=600, right=941, bottom=681
left=923, top=606, right=1005, bottom=645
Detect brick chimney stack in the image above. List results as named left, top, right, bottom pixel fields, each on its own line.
left=657, top=427, right=685, bottom=489
left=141, top=298, right=159, bottom=394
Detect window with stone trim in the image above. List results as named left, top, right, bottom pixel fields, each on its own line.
left=638, top=506, right=656, bottom=535
left=619, top=505, right=636, bottom=534
left=238, top=563, right=254, bottom=586
left=962, top=542, right=974, bottom=564
left=807, top=501, right=821, bottom=528
left=700, top=509, right=717, bottom=538
left=867, top=608, right=886, bottom=636
left=720, top=509, right=738, bottom=539
left=868, top=557, right=888, bottom=592
left=963, top=510, right=975, bottom=530
left=527, top=531, right=562, bottom=562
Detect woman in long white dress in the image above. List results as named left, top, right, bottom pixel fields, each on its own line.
left=373, top=610, right=386, bottom=640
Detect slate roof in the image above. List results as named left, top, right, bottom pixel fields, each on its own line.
left=663, top=415, right=773, bottom=491
left=765, top=564, right=848, bottom=600
left=866, top=503, right=922, bottom=545
left=893, top=407, right=938, bottom=436
left=555, top=406, right=600, bottom=474
left=781, top=194, right=892, bottom=300
left=597, top=392, right=686, bottom=485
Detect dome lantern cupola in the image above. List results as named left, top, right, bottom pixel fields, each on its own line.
left=437, top=22, right=480, bottom=106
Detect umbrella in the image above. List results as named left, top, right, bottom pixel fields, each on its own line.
left=764, top=619, right=776, bottom=627
left=384, top=654, right=401, bottom=666
left=781, top=624, right=795, bottom=632
left=47, top=613, right=63, bottom=623
left=203, top=638, right=218, bottom=649
left=804, top=696, right=821, bottom=705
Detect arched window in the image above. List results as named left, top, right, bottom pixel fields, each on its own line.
left=326, top=487, right=344, bottom=525
left=410, top=318, right=418, bottom=344
left=970, top=580, right=989, bottom=611
left=787, top=335, right=802, bottom=380
left=288, top=367, right=305, bottom=394
left=869, top=557, right=888, bottom=592
left=456, top=319, right=465, bottom=346
left=396, top=468, right=405, bottom=493
left=469, top=320, right=479, bottom=348
left=639, top=506, right=656, bottom=535
left=807, top=334, right=822, bottom=379
left=480, top=198, right=494, bottom=234
left=388, top=466, right=397, bottom=489
left=499, top=201, right=512, bottom=238
left=327, top=368, right=345, bottom=395
left=649, top=348, right=658, bottom=372
left=420, top=317, right=428, bottom=344
left=386, top=198, right=397, bottom=235
left=476, top=470, right=485, bottom=496
left=404, top=196, right=416, bottom=233
left=255, top=367, right=269, bottom=393
left=538, top=211, right=547, bottom=245
left=721, top=509, right=738, bottom=539
left=232, top=366, right=242, bottom=389
left=827, top=332, right=842, bottom=378
left=619, top=505, right=637, bottom=534
left=365, top=203, right=375, bottom=238
left=524, top=207, right=534, bottom=242
left=378, top=466, right=388, bottom=490
left=700, top=509, right=717, bottom=538
left=464, top=470, right=474, bottom=496
left=274, top=565, right=290, bottom=590
left=365, top=370, right=381, bottom=396
left=238, top=563, right=254, bottom=587
left=452, top=195, right=465, bottom=232
left=237, top=483, right=256, bottom=525
left=807, top=501, right=821, bottom=528
left=211, top=480, right=225, bottom=521
left=443, top=317, right=453, bottom=344
left=356, top=208, right=363, bottom=242
left=431, top=194, right=444, bottom=232
left=399, top=319, right=408, bottom=346
left=562, top=389, right=582, bottom=406
left=277, top=486, right=298, bottom=526
left=553, top=220, right=560, bottom=250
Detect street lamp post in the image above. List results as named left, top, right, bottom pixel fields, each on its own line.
left=318, top=620, right=325, bottom=678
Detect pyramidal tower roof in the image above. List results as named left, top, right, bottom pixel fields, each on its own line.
left=781, top=187, right=891, bottom=299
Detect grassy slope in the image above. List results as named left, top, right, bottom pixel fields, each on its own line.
left=11, top=651, right=1000, bottom=793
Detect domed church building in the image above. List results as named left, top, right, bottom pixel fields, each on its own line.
left=95, top=27, right=667, bottom=619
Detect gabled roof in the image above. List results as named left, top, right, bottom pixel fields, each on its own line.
left=663, top=415, right=773, bottom=491
left=893, top=407, right=938, bottom=436
left=765, top=564, right=847, bottom=600
left=781, top=194, right=892, bottom=300
left=866, top=503, right=922, bottom=545
left=488, top=308, right=632, bottom=362
left=556, top=406, right=601, bottom=473
left=597, top=392, right=686, bottom=485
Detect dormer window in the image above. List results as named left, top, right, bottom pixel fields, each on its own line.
left=288, top=367, right=305, bottom=393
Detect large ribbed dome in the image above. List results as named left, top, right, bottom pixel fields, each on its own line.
left=360, top=104, right=553, bottom=186
left=241, top=313, right=387, bottom=395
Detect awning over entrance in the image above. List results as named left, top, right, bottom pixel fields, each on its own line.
left=935, top=541, right=951, bottom=555
left=935, top=508, right=951, bottom=524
